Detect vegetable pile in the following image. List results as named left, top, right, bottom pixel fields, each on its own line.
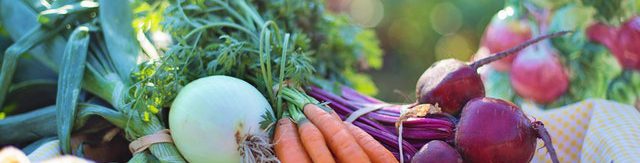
left=477, top=0, right=640, bottom=109
left=309, top=31, right=568, bottom=162
left=0, top=0, right=385, bottom=162
left=0, top=0, right=595, bottom=162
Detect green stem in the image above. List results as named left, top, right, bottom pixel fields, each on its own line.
left=82, top=72, right=123, bottom=105
left=210, top=0, right=255, bottom=32
left=287, top=103, right=307, bottom=124
left=234, top=0, right=265, bottom=27
left=281, top=88, right=311, bottom=108
left=76, top=103, right=127, bottom=129
left=131, top=111, right=186, bottom=163
left=263, top=21, right=282, bottom=44
left=275, top=34, right=290, bottom=119
left=183, top=22, right=256, bottom=42
left=259, top=29, right=276, bottom=107
left=174, top=0, right=201, bottom=28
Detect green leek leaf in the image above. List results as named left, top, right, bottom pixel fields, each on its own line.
left=98, top=0, right=139, bottom=83
left=38, top=1, right=99, bottom=27
left=56, top=26, right=90, bottom=154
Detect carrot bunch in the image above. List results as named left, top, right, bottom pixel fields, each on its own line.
left=274, top=88, right=398, bottom=163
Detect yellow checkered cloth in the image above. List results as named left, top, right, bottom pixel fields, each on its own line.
left=521, top=99, right=640, bottom=163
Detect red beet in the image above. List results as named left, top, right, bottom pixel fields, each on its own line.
left=411, top=140, right=462, bottom=163
left=416, top=59, right=484, bottom=116
left=586, top=22, right=617, bottom=49
left=480, top=9, right=532, bottom=71
left=587, top=16, right=640, bottom=70
left=455, top=97, right=558, bottom=163
left=510, top=41, right=569, bottom=104
left=614, top=17, right=640, bottom=70
left=416, top=31, right=570, bottom=115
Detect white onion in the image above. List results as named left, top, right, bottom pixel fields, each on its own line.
left=170, top=76, right=275, bottom=163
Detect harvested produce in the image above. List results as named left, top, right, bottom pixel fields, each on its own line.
left=411, top=140, right=462, bottom=163
left=308, top=86, right=455, bottom=161
left=273, top=114, right=312, bottom=163
left=0, top=1, right=187, bottom=161
left=587, top=16, right=640, bottom=70
left=480, top=6, right=532, bottom=71
left=345, top=122, right=398, bottom=163
left=282, top=88, right=372, bottom=163
left=510, top=41, right=569, bottom=104
left=287, top=104, right=334, bottom=163
left=0, top=0, right=580, bottom=162
left=169, top=76, right=276, bottom=162
left=416, top=31, right=570, bottom=115
left=482, top=3, right=626, bottom=108
left=455, top=97, right=558, bottom=163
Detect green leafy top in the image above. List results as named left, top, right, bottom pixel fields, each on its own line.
left=129, top=0, right=383, bottom=122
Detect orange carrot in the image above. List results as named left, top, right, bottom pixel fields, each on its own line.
left=289, top=105, right=336, bottom=163
left=298, top=120, right=336, bottom=163
left=303, top=104, right=371, bottom=163
left=329, top=110, right=341, bottom=120
left=274, top=118, right=312, bottom=163
left=344, top=122, right=399, bottom=163
left=318, top=105, right=341, bottom=120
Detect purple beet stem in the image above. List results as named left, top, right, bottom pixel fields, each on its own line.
left=307, top=86, right=457, bottom=161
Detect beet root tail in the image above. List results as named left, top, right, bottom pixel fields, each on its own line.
left=532, top=121, right=559, bottom=163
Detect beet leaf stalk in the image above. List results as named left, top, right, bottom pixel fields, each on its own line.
left=416, top=30, right=572, bottom=116
left=470, top=30, right=572, bottom=70
left=307, top=86, right=456, bottom=161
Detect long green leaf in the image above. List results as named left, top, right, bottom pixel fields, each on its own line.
left=0, top=0, right=66, bottom=108
left=0, top=105, right=56, bottom=144
left=21, top=0, right=51, bottom=12
left=0, top=25, right=62, bottom=108
left=1, top=0, right=117, bottom=106
left=38, top=1, right=99, bottom=27
left=0, top=103, right=125, bottom=145
left=75, top=103, right=126, bottom=129
left=56, top=26, right=91, bottom=154
left=0, top=0, right=66, bottom=70
left=98, top=0, right=139, bottom=83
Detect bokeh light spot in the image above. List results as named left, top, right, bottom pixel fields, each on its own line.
left=435, top=33, right=473, bottom=60
left=387, top=18, right=425, bottom=52
left=497, top=6, right=514, bottom=20
left=430, top=2, right=463, bottom=35
left=349, top=0, right=384, bottom=28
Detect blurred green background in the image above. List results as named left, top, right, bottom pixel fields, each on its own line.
left=355, top=0, right=505, bottom=102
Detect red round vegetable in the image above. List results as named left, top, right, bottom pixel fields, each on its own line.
left=416, top=59, right=484, bottom=116
left=416, top=31, right=570, bottom=115
left=411, top=140, right=462, bottom=163
left=510, top=41, right=569, bottom=104
left=455, top=97, right=559, bottom=163
left=587, top=16, right=640, bottom=70
left=481, top=15, right=532, bottom=71
left=612, top=17, right=640, bottom=70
